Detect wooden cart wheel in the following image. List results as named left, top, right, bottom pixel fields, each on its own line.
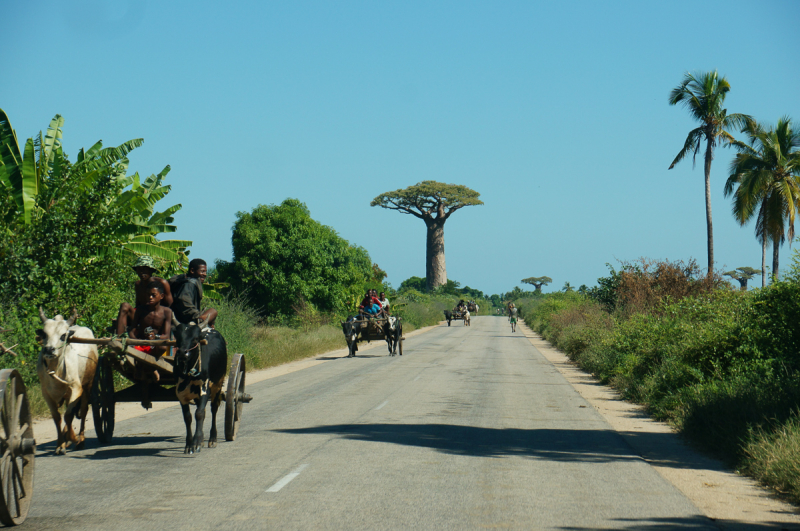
left=0, top=369, right=35, bottom=526
left=225, top=353, right=246, bottom=441
left=91, top=356, right=115, bottom=444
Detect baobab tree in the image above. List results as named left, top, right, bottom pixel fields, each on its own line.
left=521, top=276, right=552, bottom=292
left=371, top=181, right=482, bottom=291
left=723, top=267, right=762, bottom=290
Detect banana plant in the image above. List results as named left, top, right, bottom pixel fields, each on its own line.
left=0, top=109, right=192, bottom=266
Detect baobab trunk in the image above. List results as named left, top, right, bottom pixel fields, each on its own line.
left=426, top=220, right=447, bottom=291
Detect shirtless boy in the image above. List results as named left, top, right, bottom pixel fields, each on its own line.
left=116, top=255, right=173, bottom=336
left=130, top=281, right=173, bottom=384
left=130, top=281, right=173, bottom=356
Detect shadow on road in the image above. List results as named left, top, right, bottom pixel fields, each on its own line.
left=559, top=515, right=799, bottom=530
left=37, top=435, right=177, bottom=460
left=275, top=423, right=663, bottom=463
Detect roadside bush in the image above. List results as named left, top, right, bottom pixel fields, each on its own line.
left=615, top=258, right=724, bottom=316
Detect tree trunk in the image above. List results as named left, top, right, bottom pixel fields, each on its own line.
left=425, top=220, right=447, bottom=291
left=772, top=239, right=780, bottom=282
left=704, top=135, right=715, bottom=274
left=762, top=237, right=767, bottom=287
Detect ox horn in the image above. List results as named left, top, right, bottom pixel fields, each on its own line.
left=38, top=307, right=48, bottom=323
left=198, top=318, right=209, bottom=330
left=66, top=308, right=78, bottom=327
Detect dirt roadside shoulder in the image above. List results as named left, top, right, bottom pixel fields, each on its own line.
left=31, top=322, right=443, bottom=445
left=519, top=320, right=800, bottom=529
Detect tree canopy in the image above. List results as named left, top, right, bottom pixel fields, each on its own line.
left=371, top=181, right=482, bottom=290
left=0, top=110, right=188, bottom=310
left=723, top=267, right=762, bottom=290
left=667, top=71, right=752, bottom=272
left=521, top=276, right=552, bottom=292
left=218, top=199, right=374, bottom=316
left=371, top=181, right=483, bottom=221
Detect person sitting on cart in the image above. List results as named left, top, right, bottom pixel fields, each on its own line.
left=171, top=258, right=217, bottom=327
left=115, top=255, right=173, bottom=336
left=130, top=281, right=173, bottom=382
left=358, top=290, right=382, bottom=318
left=379, top=291, right=390, bottom=315
left=456, top=300, right=466, bottom=312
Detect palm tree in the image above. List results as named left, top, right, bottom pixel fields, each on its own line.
left=668, top=71, right=752, bottom=273
left=724, top=117, right=800, bottom=285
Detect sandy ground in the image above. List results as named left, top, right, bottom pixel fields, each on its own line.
left=518, top=319, right=800, bottom=529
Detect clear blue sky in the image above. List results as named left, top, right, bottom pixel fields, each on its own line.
left=3, top=1, right=799, bottom=295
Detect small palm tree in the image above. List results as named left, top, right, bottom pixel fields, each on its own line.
left=725, top=117, right=800, bottom=284
left=668, top=71, right=752, bottom=273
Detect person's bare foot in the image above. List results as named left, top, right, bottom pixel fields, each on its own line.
left=152, top=370, right=160, bottom=383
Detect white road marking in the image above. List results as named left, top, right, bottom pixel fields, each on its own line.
left=266, top=464, right=309, bottom=492
left=375, top=400, right=389, bottom=410
left=413, top=374, right=422, bottom=382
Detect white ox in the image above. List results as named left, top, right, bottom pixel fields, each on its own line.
left=36, top=308, right=98, bottom=455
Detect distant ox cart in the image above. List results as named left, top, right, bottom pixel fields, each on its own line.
left=341, top=316, right=404, bottom=358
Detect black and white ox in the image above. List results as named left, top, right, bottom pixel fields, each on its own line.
left=36, top=308, right=98, bottom=455
left=342, top=316, right=402, bottom=357
left=172, top=317, right=227, bottom=454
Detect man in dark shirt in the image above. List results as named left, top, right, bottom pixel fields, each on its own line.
left=171, top=259, right=217, bottom=326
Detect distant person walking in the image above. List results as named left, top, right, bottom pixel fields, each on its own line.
left=508, top=303, right=518, bottom=333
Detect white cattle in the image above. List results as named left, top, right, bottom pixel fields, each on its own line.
left=36, top=308, right=98, bottom=454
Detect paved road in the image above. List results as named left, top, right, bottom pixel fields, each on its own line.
left=25, top=316, right=715, bottom=530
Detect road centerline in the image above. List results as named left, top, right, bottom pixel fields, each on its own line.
left=266, top=464, right=309, bottom=493
left=374, top=400, right=389, bottom=410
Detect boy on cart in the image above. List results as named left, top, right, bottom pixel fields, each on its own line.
left=116, top=255, right=173, bottom=336
left=130, top=281, right=173, bottom=383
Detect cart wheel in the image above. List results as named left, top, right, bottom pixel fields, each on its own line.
left=399, top=334, right=403, bottom=356
left=91, top=356, right=115, bottom=444
left=225, top=353, right=246, bottom=441
left=0, top=369, right=35, bottom=526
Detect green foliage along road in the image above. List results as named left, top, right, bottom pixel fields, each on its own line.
left=515, top=254, right=800, bottom=504
left=217, top=198, right=375, bottom=317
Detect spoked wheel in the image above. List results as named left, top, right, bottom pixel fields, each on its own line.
left=225, top=353, right=247, bottom=441
left=0, top=369, right=35, bottom=526
left=91, top=355, right=115, bottom=444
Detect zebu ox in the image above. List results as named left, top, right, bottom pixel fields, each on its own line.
left=172, top=317, right=228, bottom=454
left=36, top=308, right=98, bottom=454
left=342, top=316, right=402, bottom=357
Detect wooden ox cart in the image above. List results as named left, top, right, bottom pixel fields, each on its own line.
left=444, top=309, right=470, bottom=326
left=341, top=316, right=404, bottom=358
left=66, top=336, right=250, bottom=444
left=0, top=335, right=36, bottom=526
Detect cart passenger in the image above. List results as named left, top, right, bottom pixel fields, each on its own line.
left=379, top=292, right=390, bottom=314
left=170, top=259, right=217, bottom=327
left=359, top=290, right=381, bottom=317
left=130, top=281, right=173, bottom=383
left=115, top=255, right=173, bottom=336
